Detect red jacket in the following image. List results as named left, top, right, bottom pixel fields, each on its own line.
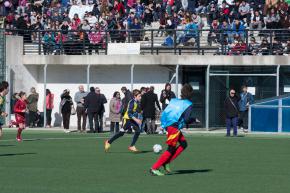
left=14, top=99, right=27, bottom=113
left=46, top=93, right=54, bottom=110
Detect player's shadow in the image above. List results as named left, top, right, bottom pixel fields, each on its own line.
left=0, top=144, right=15, bottom=147
left=0, top=152, right=37, bottom=157
left=171, top=169, right=212, bottom=175
left=108, top=150, right=153, bottom=154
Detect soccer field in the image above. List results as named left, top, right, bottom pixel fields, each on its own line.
left=0, top=130, right=289, bottom=193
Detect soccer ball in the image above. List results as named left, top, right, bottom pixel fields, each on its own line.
left=153, top=144, right=162, bottom=154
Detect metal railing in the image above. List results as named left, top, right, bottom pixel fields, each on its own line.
left=4, top=28, right=290, bottom=56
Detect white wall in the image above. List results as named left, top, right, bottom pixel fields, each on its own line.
left=32, top=65, right=182, bottom=127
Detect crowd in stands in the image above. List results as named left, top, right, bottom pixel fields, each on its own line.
left=1, top=0, right=290, bottom=55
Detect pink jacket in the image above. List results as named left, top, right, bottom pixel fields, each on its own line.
left=46, top=93, right=54, bottom=110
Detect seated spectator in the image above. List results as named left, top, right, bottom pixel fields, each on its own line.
left=208, top=19, right=220, bottom=45
left=249, top=10, right=264, bottom=33
left=162, top=33, right=174, bottom=46
left=42, top=31, right=56, bottom=55
left=248, top=36, right=259, bottom=55
left=238, top=0, right=251, bottom=26
left=130, top=17, right=142, bottom=42
left=230, top=38, right=247, bottom=55
left=182, top=18, right=198, bottom=45
left=272, top=37, right=284, bottom=55
left=143, top=6, right=153, bottom=26
left=265, top=8, right=281, bottom=29
left=192, top=12, right=203, bottom=30
left=207, top=1, right=219, bottom=25
left=229, top=19, right=245, bottom=43
left=88, top=25, right=104, bottom=55
left=86, top=12, right=98, bottom=27
left=258, top=38, right=270, bottom=55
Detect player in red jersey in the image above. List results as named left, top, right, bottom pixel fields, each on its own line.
left=13, top=92, right=27, bottom=142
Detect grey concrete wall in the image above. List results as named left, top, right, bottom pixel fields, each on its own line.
left=6, top=36, right=39, bottom=93
left=23, top=55, right=290, bottom=66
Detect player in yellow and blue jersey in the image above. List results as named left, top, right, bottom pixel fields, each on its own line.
left=105, top=89, right=142, bottom=153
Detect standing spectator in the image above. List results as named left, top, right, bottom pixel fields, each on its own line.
left=238, top=85, right=254, bottom=133
left=224, top=88, right=240, bottom=137
left=46, top=89, right=54, bottom=128
left=95, top=87, right=107, bottom=133
left=27, top=87, right=39, bottom=128
left=109, top=91, right=122, bottom=133
left=74, top=85, right=88, bottom=132
left=120, top=86, right=133, bottom=116
left=141, top=86, right=161, bottom=134
left=60, top=89, right=73, bottom=133
left=249, top=10, right=264, bottom=33
left=160, top=83, right=176, bottom=110
left=84, top=87, right=101, bottom=133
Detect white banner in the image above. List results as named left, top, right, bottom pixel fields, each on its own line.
left=107, top=43, right=140, bottom=55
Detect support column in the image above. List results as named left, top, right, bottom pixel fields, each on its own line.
left=276, top=65, right=280, bottom=96
left=87, top=65, right=91, bottom=91
left=248, top=105, right=251, bottom=132
left=175, top=64, right=179, bottom=96
left=43, top=64, right=47, bottom=128
left=131, top=64, right=134, bottom=91
left=5, top=60, right=11, bottom=124
left=205, top=65, right=210, bottom=130
left=278, top=99, right=282, bottom=133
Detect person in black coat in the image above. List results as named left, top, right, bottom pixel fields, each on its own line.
left=160, top=83, right=176, bottom=110
left=121, top=86, right=133, bottom=116
left=141, top=86, right=161, bottom=134
left=95, top=87, right=107, bottom=133
left=60, top=89, right=73, bottom=132
left=224, top=89, right=241, bottom=137
left=84, top=87, right=101, bottom=133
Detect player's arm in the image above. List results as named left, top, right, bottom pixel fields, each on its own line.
left=183, top=105, right=199, bottom=124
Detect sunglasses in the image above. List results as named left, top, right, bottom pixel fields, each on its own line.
left=230, top=92, right=235, bottom=94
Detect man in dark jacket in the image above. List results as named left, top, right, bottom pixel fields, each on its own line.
left=121, top=86, right=133, bottom=116
left=95, top=87, right=107, bottom=133
left=84, top=87, right=101, bottom=133
left=141, top=86, right=161, bottom=134
left=224, top=89, right=241, bottom=137
left=160, top=83, right=176, bottom=110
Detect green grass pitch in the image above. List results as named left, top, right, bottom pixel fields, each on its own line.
left=0, top=130, right=290, bottom=193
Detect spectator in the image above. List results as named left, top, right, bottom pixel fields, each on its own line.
left=84, top=87, right=101, bottom=133
left=182, top=18, right=198, bottom=45
left=42, top=31, right=55, bottom=55
left=249, top=10, right=264, bottom=33
left=248, top=36, right=259, bottom=55
left=120, top=86, right=133, bottom=116
left=130, top=17, right=142, bottom=42
left=109, top=91, right=122, bottom=133
left=45, top=89, right=54, bottom=128
left=229, top=19, right=245, bottom=43
left=27, top=87, right=39, bottom=128
left=265, top=8, right=280, bottom=29
left=160, top=83, right=176, bottom=110
left=272, top=37, right=284, bottom=55
left=95, top=87, right=107, bottom=133
left=230, top=38, right=247, bottom=55
left=238, top=85, right=254, bottom=133
left=258, top=38, right=270, bottom=55
left=141, top=86, right=161, bottom=134
left=74, top=85, right=88, bottom=132
left=60, top=89, right=73, bottom=133
left=224, top=88, right=240, bottom=137
left=238, top=0, right=251, bottom=25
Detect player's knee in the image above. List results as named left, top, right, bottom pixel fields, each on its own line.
left=167, top=145, right=176, bottom=154
left=180, top=140, right=188, bottom=149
